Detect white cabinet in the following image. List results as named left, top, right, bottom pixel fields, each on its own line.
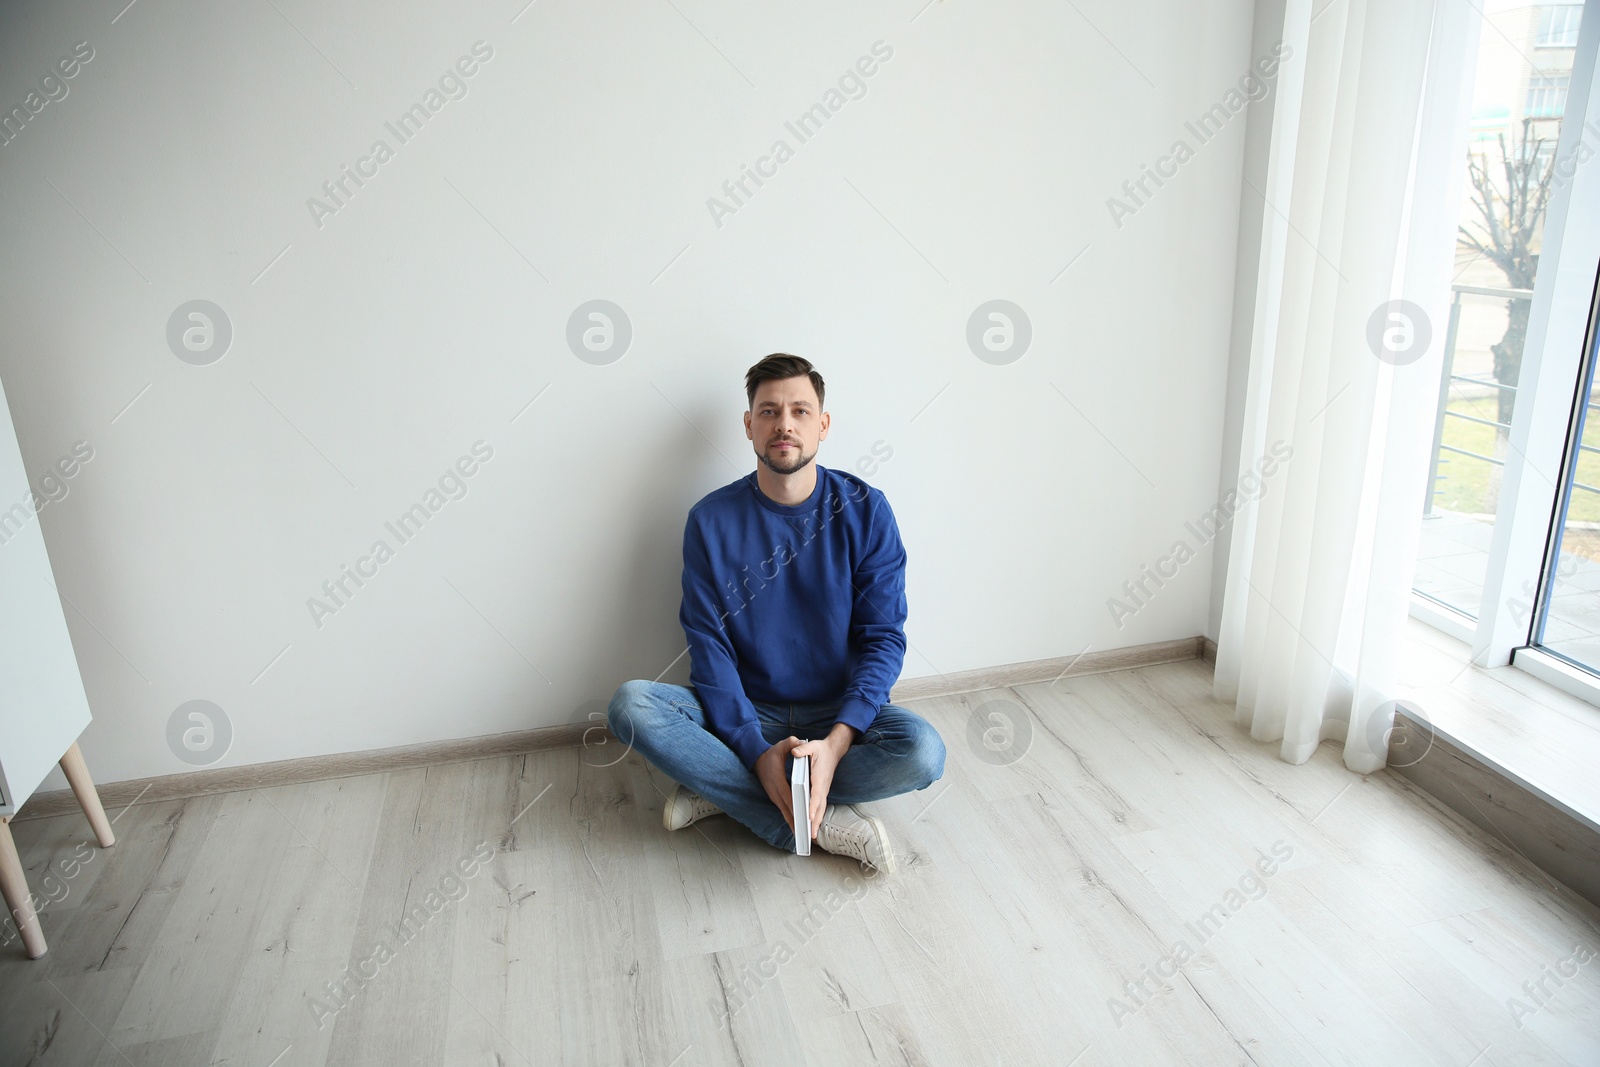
left=0, top=373, right=112, bottom=959
left=0, top=376, right=93, bottom=816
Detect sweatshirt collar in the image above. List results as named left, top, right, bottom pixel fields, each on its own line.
left=746, top=464, right=826, bottom=516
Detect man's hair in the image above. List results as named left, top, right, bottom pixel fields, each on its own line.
left=745, top=353, right=825, bottom=411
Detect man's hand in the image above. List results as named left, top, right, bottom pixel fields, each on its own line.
left=793, top=724, right=857, bottom=839
left=754, top=725, right=857, bottom=841
left=754, top=737, right=804, bottom=833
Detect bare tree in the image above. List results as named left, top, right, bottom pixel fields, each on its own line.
left=1457, top=115, right=1556, bottom=432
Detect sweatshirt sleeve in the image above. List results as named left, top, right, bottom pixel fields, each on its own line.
left=834, top=491, right=909, bottom=736
left=679, top=510, right=771, bottom=771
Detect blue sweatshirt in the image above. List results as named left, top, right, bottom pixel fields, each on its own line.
left=679, top=464, right=908, bottom=770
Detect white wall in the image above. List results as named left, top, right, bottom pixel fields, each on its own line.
left=0, top=0, right=1261, bottom=790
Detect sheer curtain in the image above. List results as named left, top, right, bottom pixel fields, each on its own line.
left=1213, top=0, right=1477, bottom=772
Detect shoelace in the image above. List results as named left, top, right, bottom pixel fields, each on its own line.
left=821, top=821, right=867, bottom=857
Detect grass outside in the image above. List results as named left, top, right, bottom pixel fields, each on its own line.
left=1430, top=390, right=1600, bottom=523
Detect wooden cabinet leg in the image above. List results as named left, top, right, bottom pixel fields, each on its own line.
left=60, top=741, right=114, bottom=848
left=0, top=817, right=46, bottom=959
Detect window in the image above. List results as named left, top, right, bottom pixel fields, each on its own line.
left=1412, top=1, right=1600, bottom=704
left=1538, top=5, right=1584, bottom=48
left=1527, top=72, right=1571, bottom=117
left=1414, top=4, right=1585, bottom=623
left=1533, top=275, right=1600, bottom=669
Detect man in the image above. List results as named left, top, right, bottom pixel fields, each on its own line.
left=607, top=354, right=945, bottom=874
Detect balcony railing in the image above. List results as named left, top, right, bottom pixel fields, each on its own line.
left=1425, top=282, right=1600, bottom=517
left=1425, top=284, right=1530, bottom=517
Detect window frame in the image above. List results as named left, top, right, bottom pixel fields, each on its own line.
left=1529, top=261, right=1600, bottom=652
left=1410, top=0, right=1600, bottom=698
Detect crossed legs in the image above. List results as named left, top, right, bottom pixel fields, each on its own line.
left=606, top=679, right=946, bottom=851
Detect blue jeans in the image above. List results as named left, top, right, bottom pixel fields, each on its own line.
left=606, top=679, right=947, bottom=851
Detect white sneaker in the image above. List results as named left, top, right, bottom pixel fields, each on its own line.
left=816, top=804, right=897, bottom=874
left=663, top=783, right=723, bottom=831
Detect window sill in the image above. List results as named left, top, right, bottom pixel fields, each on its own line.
left=1396, top=614, right=1600, bottom=836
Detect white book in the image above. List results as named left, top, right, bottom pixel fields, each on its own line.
left=791, top=754, right=811, bottom=856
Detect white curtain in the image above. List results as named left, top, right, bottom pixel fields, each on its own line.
left=1213, top=0, right=1478, bottom=772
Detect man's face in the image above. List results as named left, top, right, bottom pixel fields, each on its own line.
left=745, top=376, right=829, bottom=476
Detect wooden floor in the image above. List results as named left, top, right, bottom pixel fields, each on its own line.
left=3, top=658, right=1599, bottom=1066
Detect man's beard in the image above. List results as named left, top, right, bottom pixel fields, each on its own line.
left=758, top=440, right=814, bottom=475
